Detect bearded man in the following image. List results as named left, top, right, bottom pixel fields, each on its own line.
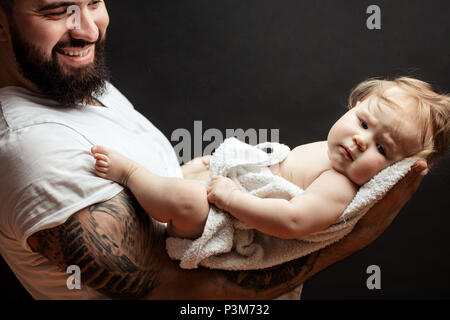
left=0, top=0, right=427, bottom=299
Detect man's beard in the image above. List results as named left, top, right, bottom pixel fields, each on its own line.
left=9, top=20, right=110, bottom=107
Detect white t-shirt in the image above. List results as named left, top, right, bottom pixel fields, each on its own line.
left=0, top=83, right=182, bottom=299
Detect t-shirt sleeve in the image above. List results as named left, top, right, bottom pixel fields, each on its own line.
left=0, top=123, right=124, bottom=251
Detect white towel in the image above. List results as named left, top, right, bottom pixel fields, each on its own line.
left=166, top=137, right=418, bottom=270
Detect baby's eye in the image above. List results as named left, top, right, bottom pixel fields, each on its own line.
left=377, top=144, right=386, bottom=156
left=360, top=120, right=368, bottom=129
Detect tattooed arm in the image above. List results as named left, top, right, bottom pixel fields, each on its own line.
left=26, top=161, right=427, bottom=299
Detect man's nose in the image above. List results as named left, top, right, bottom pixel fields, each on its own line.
left=352, top=134, right=368, bottom=152
left=68, top=7, right=99, bottom=43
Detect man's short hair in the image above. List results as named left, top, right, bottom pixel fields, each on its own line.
left=0, top=0, right=13, bottom=15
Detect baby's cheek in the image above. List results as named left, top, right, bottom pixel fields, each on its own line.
left=353, top=159, right=385, bottom=184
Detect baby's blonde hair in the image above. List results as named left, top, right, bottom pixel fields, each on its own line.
left=347, top=76, right=450, bottom=167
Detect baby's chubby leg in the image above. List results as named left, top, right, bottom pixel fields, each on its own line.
left=91, top=146, right=210, bottom=239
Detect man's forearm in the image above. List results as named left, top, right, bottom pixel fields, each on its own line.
left=27, top=189, right=314, bottom=299
left=27, top=161, right=425, bottom=299
left=28, top=189, right=169, bottom=299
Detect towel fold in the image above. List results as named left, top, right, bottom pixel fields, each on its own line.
left=166, top=137, right=418, bottom=270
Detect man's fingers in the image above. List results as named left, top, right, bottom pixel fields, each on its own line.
left=412, top=159, right=428, bottom=174
left=397, top=160, right=427, bottom=198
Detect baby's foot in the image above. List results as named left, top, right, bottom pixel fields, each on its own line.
left=91, top=146, right=139, bottom=187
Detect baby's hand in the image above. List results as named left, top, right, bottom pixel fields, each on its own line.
left=207, top=175, right=240, bottom=211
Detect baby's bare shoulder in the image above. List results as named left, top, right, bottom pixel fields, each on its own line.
left=291, top=141, right=327, bottom=153
left=290, top=142, right=329, bottom=167
left=307, top=169, right=358, bottom=205
left=283, top=141, right=330, bottom=189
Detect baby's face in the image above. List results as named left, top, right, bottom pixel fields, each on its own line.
left=327, top=86, right=424, bottom=185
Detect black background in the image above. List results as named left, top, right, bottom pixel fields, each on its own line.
left=2, top=0, right=449, bottom=299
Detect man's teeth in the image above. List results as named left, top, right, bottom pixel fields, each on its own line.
left=61, top=49, right=89, bottom=57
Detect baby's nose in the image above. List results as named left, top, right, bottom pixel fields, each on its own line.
left=353, top=135, right=368, bottom=152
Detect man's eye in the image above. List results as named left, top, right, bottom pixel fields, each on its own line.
left=361, top=121, right=368, bottom=129
left=46, top=10, right=67, bottom=17
left=377, top=144, right=386, bottom=156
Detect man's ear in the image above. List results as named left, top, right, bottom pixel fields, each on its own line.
left=0, top=8, right=9, bottom=42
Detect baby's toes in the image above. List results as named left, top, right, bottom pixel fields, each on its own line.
left=95, top=171, right=107, bottom=178
left=95, top=165, right=108, bottom=173
left=95, top=159, right=109, bottom=168
left=94, top=153, right=109, bottom=163
left=91, top=145, right=110, bottom=157
left=95, top=165, right=108, bottom=178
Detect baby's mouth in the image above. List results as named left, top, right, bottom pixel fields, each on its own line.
left=341, top=145, right=354, bottom=161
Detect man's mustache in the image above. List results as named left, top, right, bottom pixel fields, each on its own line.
left=54, top=37, right=100, bottom=50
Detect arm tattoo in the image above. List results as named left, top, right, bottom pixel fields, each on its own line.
left=223, top=252, right=320, bottom=291
left=29, top=189, right=323, bottom=299
left=28, top=189, right=166, bottom=299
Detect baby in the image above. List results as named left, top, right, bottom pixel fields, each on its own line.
left=91, top=77, right=449, bottom=239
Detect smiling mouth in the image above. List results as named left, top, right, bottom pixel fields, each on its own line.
left=55, top=44, right=95, bottom=59
left=58, top=48, right=91, bottom=57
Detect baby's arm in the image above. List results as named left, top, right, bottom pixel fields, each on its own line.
left=91, top=146, right=210, bottom=238
left=207, top=171, right=357, bottom=239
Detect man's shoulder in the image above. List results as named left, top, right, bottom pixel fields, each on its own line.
left=0, top=86, right=64, bottom=132
left=99, top=81, right=136, bottom=111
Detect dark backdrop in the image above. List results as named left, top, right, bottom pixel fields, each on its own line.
left=2, top=0, right=449, bottom=299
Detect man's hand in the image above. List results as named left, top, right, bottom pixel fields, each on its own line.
left=295, top=159, right=429, bottom=279
left=346, top=159, right=428, bottom=244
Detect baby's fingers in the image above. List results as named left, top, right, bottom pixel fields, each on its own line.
left=209, top=175, right=221, bottom=185
left=206, top=178, right=220, bottom=193
left=206, top=188, right=219, bottom=204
